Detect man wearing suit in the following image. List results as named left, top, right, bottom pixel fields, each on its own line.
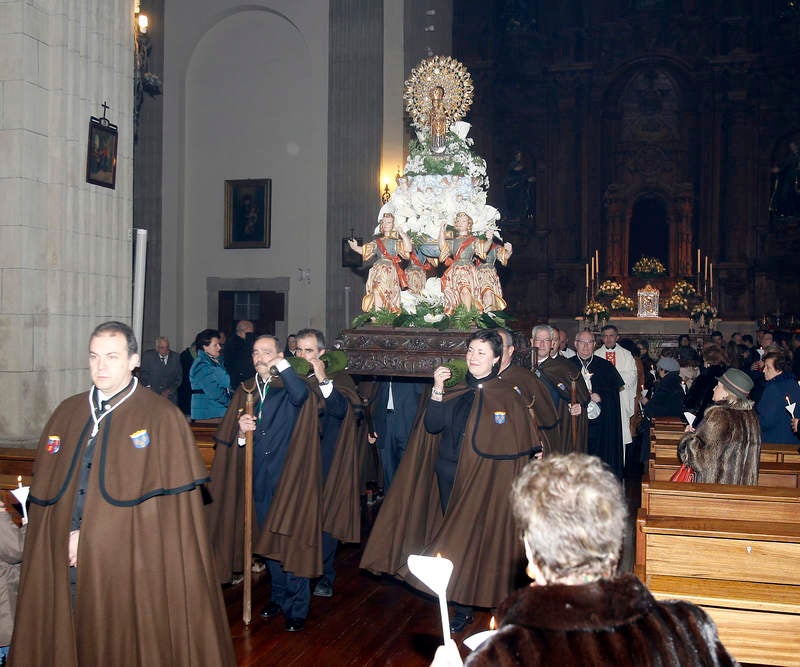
left=138, top=336, right=182, bottom=405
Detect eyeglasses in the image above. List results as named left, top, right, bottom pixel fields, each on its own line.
left=575, top=340, right=595, bottom=345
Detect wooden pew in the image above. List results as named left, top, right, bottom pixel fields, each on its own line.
left=652, top=439, right=800, bottom=463
left=648, top=456, right=800, bottom=488
left=636, top=480, right=800, bottom=666
left=0, top=423, right=217, bottom=482
left=189, top=422, right=218, bottom=470
left=0, top=447, right=35, bottom=478
left=650, top=416, right=686, bottom=447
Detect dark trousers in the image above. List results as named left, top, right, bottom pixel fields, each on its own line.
left=320, top=531, right=338, bottom=587
left=378, top=411, right=410, bottom=489
left=268, top=558, right=310, bottom=619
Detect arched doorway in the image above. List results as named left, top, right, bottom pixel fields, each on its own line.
left=628, top=195, right=669, bottom=273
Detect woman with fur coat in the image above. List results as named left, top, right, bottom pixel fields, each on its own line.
left=431, top=455, right=737, bottom=667
left=678, top=367, right=761, bottom=485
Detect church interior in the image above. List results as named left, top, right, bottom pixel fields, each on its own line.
left=1, top=1, right=800, bottom=665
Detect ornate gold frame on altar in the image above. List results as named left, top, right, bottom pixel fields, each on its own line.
left=637, top=284, right=660, bottom=318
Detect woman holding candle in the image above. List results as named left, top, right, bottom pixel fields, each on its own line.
left=361, top=330, right=539, bottom=634
left=678, top=368, right=761, bottom=484
left=432, top=454, right=736, bottom=666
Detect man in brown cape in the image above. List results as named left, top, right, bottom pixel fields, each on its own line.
left=207, top=334, right=360, bottom=632
left=496, top=328, right=560, bottom=453
left=10, top=321, right=235, bottom=667
left=531, top=324, right=589, bottom=453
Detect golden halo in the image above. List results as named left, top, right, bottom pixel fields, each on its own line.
left=403, top=56, right=474, bottom=130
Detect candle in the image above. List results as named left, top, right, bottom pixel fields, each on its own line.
left=595, top=249, right=600, bottom=275
left=709, top=262, right=713, bottom=289
left=590, top=256, right=595, bottom=280
left=585, top=263, right=589, bottom=288
left=17, top=475, right=22, bottom=488
left=704, top=256, right=708, bottom=282
left=697, top=248, right=700, bottom=274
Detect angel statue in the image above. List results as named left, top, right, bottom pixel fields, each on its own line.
left=348, top=212, right=412, bottom=313
left=474, top=239, right=513, bottom=312
left=438, top=212, right=482, bottom=315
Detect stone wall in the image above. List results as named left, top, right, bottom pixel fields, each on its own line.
left=0, top=0, right=134, bottom=444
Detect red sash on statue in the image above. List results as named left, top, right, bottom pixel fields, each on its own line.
left=441, top=236, right=475, bottom=289
left=376, top=237, right=408, bottom=289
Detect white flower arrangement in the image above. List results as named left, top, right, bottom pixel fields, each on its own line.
left=632, top=256, right=667, bottom=277
left=663, top=294, right=689, bottom=311
left=610, top=295, right=636, bottom=311
left=672, top=280, right=697, bottom=298
left=597, top=280, right=623, bottom=297
left=583, top=300, right=609, bottom=320
left=384, top=123, right=501, bottom=242
left=690, top=301, right=717, bottom=322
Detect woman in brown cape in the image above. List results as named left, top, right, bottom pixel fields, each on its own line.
left=360, top=330, right=539, bottom=634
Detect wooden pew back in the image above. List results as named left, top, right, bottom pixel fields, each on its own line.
left=637, top=480, right=800, bottom=666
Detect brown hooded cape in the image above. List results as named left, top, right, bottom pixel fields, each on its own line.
left=207, top=371, right=362, bottom=583
left=536, top=355, right=589, bottom=454
left=497, top=364, right=559, bottom=454
left=360, top=375, right=538, bottom=608
left=9, top=386, right=235, bottom=667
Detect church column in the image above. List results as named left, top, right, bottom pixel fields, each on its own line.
left=326, top=0, right=384, bottom=339
left=0, top=0, right=133, bottom=444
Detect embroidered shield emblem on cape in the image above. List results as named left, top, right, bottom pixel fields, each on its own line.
left=494, top=411, right=506, bottom=424
left=130, top=429, right=150, bottom=449
left=46, top=436, right=61, bottom=453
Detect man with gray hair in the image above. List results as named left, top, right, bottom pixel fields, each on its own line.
left=531, top=325, right=588, bottom=454
left=138, top=335, right=182, bottom=404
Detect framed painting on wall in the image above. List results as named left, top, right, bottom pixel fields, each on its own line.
left=86, top=116, right=118, bottom=189
left=224, top=178, right=271, bottom=249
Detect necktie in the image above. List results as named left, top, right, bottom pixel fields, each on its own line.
left=606, top=350, right=616, bottom=366
left=161, top=356, right=167, bottom=365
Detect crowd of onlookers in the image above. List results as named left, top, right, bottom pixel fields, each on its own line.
left=133, top=321, right=303, bottom=422
left=636, top=330, right=800, bottom=441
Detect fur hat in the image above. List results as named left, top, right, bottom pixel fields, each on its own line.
left=656, top=356, right=680, bottom=373
left=718, top=367, right=753, bottom=399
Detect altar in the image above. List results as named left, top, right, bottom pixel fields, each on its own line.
left=552, top=316, right=758, bottom=354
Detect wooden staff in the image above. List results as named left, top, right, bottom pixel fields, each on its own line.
left=569, top=373, right=579, bottom=452
left=242, top=388, right=255, bottom=625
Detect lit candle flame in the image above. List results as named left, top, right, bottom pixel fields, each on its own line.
left=17, top=475, right=22, bottom=488
left=489, top=616, right=496, bottom=630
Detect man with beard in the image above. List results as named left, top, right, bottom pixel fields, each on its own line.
left=208, top=334, right=318, bottom=632
left=496, top=328, right=559, bottom=453
left=570, top=329, right=625, bottom=478
left=532, top=325, right=588, bottom=454
left=10, top=321, right=235, bottom=666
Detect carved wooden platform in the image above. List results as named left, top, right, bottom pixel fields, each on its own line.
left=336, top=327, right=473, bottom=377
